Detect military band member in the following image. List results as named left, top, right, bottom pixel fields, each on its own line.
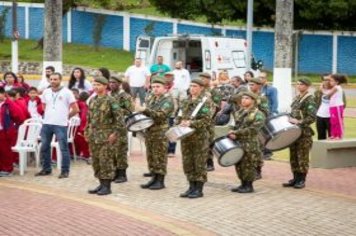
left=283, top=78, right=316, bottom=189
left=109, top=75, right=134, bottom=183
left=248, top=78, right=269, bottom=180
left=86, top=77, right=126, bottom=195
left=137, top=77, right=174, bottom=190
left=200, top=72, right=222, bottom=171
left=177, top=78, right=213, bottom=198
left=228, top=91, right=266, bottom=193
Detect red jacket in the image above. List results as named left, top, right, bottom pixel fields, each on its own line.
left=77, top=100, right=88, bottom=132
left=25, top=96, right=44, bottom=117
left=0, top=98, right=26, bottom=131
left=15, top=97, right=31, bottom=119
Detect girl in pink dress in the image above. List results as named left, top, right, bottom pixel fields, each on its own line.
left=326, top=74, right=348, bottom=139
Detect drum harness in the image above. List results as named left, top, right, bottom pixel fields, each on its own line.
left=177, top=96, right=208, bottom=121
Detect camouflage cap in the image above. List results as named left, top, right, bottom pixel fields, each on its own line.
left=94, top=76, right=109, bottom=85
left=199, top=72, right=211, bottom=79
left=151, top=76, right=166, bottom=85
left=110, top=75, right=124, bottom=83
left=164, top=71, right=174, bottom=76
left=191, top=78, right=205, bottom=86
left=249, top=77, right=263, bottom=85
left=240, top=91, right=258, bottom=101
left=297, top=77, right=312, bottom=86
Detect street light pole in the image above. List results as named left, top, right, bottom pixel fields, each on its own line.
left=246, top=0, right=253, bottom=70
left=11, top=0, right=19, bottom=73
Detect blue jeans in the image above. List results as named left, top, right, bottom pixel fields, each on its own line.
left=130, top=86, right=146, bottom=106
left=167, top=117, right=176, bottom=154
left=40, top=124, right=70, bottom=173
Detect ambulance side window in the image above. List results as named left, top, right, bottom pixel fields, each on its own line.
left=204, top=50, right=211, bottom=70
left=232, top=51, right=246, bottom=68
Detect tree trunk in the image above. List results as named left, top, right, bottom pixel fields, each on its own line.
left=274, top=0, right=294, bottom=68
left=43, top=0, right=63, bottom=73
left=273, top=0, right=294, bottom=113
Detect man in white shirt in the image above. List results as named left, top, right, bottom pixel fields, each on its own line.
left=38, top=66, right=55, bottom=93
left=125, top=58, right=151, bottom=106
left=172, top=61, right=191, bottom=95
left=35, top=73, right=79, bottom=178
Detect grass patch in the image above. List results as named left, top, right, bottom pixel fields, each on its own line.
left=274, top=117, right=356, bottom=161
left=0, top=39, right=134, bottom=71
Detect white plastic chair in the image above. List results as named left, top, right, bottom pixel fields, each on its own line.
left=51, top=117, right=80, bottom=169
left=12, top=122, right=42, bottom=176
left=128, top=131, right=144, bottom=155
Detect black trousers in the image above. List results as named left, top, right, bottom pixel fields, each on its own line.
left=316, top=116, right=330, bottom=140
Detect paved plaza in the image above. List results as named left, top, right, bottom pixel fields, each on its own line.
left=0, top=139, right=356, bottom=236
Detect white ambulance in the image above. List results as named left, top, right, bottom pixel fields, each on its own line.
left=135, top=34, right=262, bottom=79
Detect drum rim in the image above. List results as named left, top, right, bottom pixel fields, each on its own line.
left=165, top=127, right=195, bottom=141
left=264, top=127, right=302, bottom=151
left=266, top=112, right=290, bottom=121
left=126, top=118, right=154, bottom=131
left=125, top=112, right=146, bottom=123
left=216, top=146, right=244, bottom=167
left=210, top=136, right=237, bottom=148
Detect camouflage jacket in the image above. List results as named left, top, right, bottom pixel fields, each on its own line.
left=176, top=94, right=212, bottom=135
left=85, top=95, right=125, bottom=144
left=290, top=92, right=317, bottom=135
left=230, top=106, right=266, bottom=152
left=110, top=90, right=134, bottom=117
left=203, top=87, right=222, bottom=118
left=143, top=93, right=174, bottom=129
left=217, top=84, right=235, bottom=101
left=256, top=93, right=270, bottom=118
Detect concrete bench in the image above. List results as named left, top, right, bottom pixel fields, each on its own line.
left=311, top=139, right=356, bottom=168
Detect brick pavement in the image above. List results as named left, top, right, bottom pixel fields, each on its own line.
left=1, top=143, right=356, bottom=236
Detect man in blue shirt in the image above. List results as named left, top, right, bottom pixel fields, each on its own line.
left=150, top=56, right=171, bottom=76
left=259, top=71, right=279, bottom=160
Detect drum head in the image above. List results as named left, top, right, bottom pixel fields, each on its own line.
left=265, top=127, right=302, bottom=151
left=128, top=118, right=154, bottom=132
left=218, top=148, right=244, bottom=167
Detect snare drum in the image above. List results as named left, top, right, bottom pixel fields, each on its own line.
left=125, top=113, right=154, bottom=132
left=211, top=136, right=244, bottom=167
left=165, top=126, right=195, bottom=142
left=259, top=113, right=302, bottom=151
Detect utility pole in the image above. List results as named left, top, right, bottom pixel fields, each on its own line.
left=11, top=0, right=19, bottom=73
left=273, top=0, right=294, bottom=112
left=43, top=0, right=63, bottom=76
left=246, top=0, right=253, bottom=70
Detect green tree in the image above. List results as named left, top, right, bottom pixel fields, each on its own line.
left=149, top=0, right=356, bottom=30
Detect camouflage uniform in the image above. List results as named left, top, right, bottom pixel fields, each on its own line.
left=255, top=93, right=269, bottom=174
left=230, top=107, right=266, bottom=182
left=204, top=87, right=222, bottom=168
left=110, top=90, right=134, bottom=171
left=289, top=92, right=316, bottom=174
left=176, top=94, right=212, bottom=182
left=143, top=93, right=174, bottom=175
left=85, top=95, right=125, bottom=180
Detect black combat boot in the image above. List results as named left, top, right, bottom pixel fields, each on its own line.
left=206, top=158, right=215, bottom=171
left=237, top=181, right=254, bottom=193
left=180, top=181, right=195, bottom=197
left=149, top=174, right=165, bottom=190
left=188, top=181, right=204, bottom=198
left=88, top=179, right=102, bottom=194
left=293, top=173, right=306, bottom=189
left=231, top=181, right=245, bottom=192
left=140, top=174, right=156, bottom=189
left=143, top=171, right=154, bottom=177
left=97, top=179, right=112, bottom=195
left=112, top=169, right=120, bottom=182
left=255, top=167, right=262, bottom=180
left=114, top=169, right=127, bottom=183
left=282, top=172, right=297, bottom=187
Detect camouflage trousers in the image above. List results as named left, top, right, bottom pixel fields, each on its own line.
left=145, top=132, right=169, bottom=175
left=89, top=141, right=117, bottom=180
left=207, top=122, right=215, bottom=161
left=181, top=134, right=209, bottom=182
left=114, top=135, right=128, bottom=170
left=235, top=151, right=258, bottom=182
left=289, top=134, right=313, bottom=174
